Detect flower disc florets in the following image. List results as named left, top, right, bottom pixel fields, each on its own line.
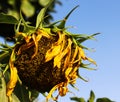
left=1, top=4, right=98, bottom=101
left=12, top=28, right=96, bottom=100
left=14, top=29, right=66, bottom=93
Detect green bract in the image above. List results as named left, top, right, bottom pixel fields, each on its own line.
left=0, top=1, right=99, bottom=101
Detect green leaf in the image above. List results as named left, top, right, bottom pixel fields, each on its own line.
left=77, top=33, right=100, bottom=43
left=70, top=84, right=79, bottom=91
left=8, top=0, right=16, bottom=6
left=77, top=69, right=88, bottom=82
left=39, top=0, right=51, bottom=7
left=87, top=90, right=95, bottom=102
left=19, top=11, right=35, bottom=34
left=45, top=20, right=62, bottom=28
left=57, top=5, right=79, bottom=29
left=11, top=93, right=20, bottom=102
left=0, top=69, right=8, bottom=102
left=13, top=81, right=38, bottom=102
left=78, top=74, right=88, bottom=82
left=21, top=0, right=35, bottom=17
left=0, top=13, right=18, bottom=24
left=80, top=63, right=97, bottom=70
left=0, top=51, right=9, bottom=61
left=70, top=97, right=86, bottom=102
left=29, top=90, right=39, bottom=101
left=0, top=43, right=12, bottom=64
left=78, top=44, right=94, bottom=52
left=14, top=83, right=30, bottom=102
left=0, top=69, right=20, bottom=102
left=36, top=0, right=54, bottom=28
left=96, top=98, right=115, bottom=102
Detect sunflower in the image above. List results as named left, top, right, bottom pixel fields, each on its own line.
left=0, top=2, right=99, bottom=102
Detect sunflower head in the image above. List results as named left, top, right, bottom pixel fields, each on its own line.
left=0, top=2, right=99, bottom=101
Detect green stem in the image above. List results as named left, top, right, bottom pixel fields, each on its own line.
left=0, top=51, right=10, bottom=62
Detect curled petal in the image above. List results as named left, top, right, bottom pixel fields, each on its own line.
left=31, top=34, right=41, bottom=59
left=6, top=67, right=18, bottom=96
left=46, top=82, right=63, bottom=101
left=37, top=29, right=50, bottom=38
left=54, top=39, right=72, bottom=68
left=71, top=46, right=79, bottom=63
left=59, top=87, right=68, bottom=96
left=45, top=32, right=66, bottom=62
left=6, top=49, right=18, bottom=97
left=65, top=67, right=73, bottom=77
left=45, top=45, right=61, bottom=62
left=78, top=47, right=86, bottom=60
left=55, top=32, right=64, bottom=45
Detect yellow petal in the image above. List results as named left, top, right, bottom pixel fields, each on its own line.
left=63, top=49, right=71, bottom=70
left=72, top=46, right=82, bottom=65
left=37, top=29, right=50, bottom=38
left=54, top=54, right=62, bottom=68
left=78, top=47, right=86, bottom=60
left=59, top=34, right=66, bottom=51
left=17, top=41, right=34, bottom=55
left=69, top=72, right=78, bottom=84
left=45, top=45, right=61, bottom=62
left=46, top=82, right=63, bottom=101
left=6, top=67, right=18, bottom=96
left=71, top=46, right=79, bottom=62
left=55, top=32, right=64, bottom=45
left=32, top=34, right=39, bottom=59
left=59, top=87, right=68, bottom=96
left=54, top=39, right=72, bottom=68
left=6, top=49, right=18, bottom=97
left=65, top=67, right=73, bottom=77
left=36, top=33, right=42, bottom=41
left=63, top=39, right=72, bottom=70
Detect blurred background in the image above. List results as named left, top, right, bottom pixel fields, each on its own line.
left=0, top=0, right=120, bottom=102
left=49, top=0, right=120, bottom=102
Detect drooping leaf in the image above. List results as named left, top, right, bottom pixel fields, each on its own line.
left=96, top=97, right=115, bottom=102
left=13, top=82, right=30, bottom=102
left=77, top=69, right=88, bottom=82
left=0, top=69, right=20, bottom=102
left=0, top=51, right=10, bottom=62
left=0, top=43, right=13, bottom=64
left=19, top=11, right=35, bottom=34
left=36, top=0, right=54, bottom=28
left=13, top=81, right=39, bottom=102
left=29, top=90, right=39, bottom=101
left=11, top=93, right=20, bottom=102
left=77, top=33, right=100, bottom=43
left=87, top=90, right=95, bottom=102
left=0, top=69, right=8, bottom=102
left=39, top=0, right=51, bottom=7
left=21, top=0, right=35, bottom=17
left=70, top=84, right=79, bottom=91
left=57, top=5, right=79, bottom=29
left=80, top=63, right=97, bottom=70
left=0, top=13, right=18, bottom=24
left=45, top=20, right=62, bottom=28
left=70, top=97, right=86, bottom=102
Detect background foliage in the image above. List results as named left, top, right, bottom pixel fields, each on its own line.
left=0, top=0, right=115, bottom=102
left=0, top=0, right=61, bottom=40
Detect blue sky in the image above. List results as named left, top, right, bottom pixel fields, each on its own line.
left=46, top=0, right=120, bottom=102
left=0, top=0, right=120, bottom=102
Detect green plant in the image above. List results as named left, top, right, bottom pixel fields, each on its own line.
left=0, top=0, right=61, bottom=40
left=70, top=91, right=115, bottom=102
left=0, top=1, right=99, bottom=102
